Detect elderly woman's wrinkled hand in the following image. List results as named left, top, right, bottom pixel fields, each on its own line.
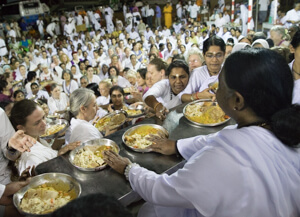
left=8, top=130, right=36, bottom=153
left=103, top=150, right=131, bottom=174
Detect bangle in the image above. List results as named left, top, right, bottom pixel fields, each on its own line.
left=153, top=102, right=162, bottom=112
left=124, top=163, right=140, bottom=180
left=190, top=94, right=194, bottom=101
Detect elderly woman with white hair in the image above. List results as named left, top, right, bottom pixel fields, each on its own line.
left=65, top=88, right=103, bottom=144
left=185, top=47, right=204, bottom=74
left=270, top=25, right=290, bottom=47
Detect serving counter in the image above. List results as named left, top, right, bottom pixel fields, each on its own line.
left=35, top=103, right=234, bottom=206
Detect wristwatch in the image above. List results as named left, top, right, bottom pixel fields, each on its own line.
left=124, top=163, right=140, bottom=180
left=6, top=143, right=17, bottom=153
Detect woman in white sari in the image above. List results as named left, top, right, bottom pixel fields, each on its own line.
left=103, top=49, right=300, bottom=217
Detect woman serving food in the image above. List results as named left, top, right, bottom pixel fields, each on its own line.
left=103, top=49, right=300, bottom=217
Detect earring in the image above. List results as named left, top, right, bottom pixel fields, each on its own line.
left=233, top=107, right=238, bottom=111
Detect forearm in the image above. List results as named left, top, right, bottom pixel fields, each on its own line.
left=144, top=95, right=159, bottom=109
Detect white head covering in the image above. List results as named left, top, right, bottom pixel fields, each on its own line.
left=231, top=42, right=251, bottom=54
left=251, top=39, right=270, bottom=49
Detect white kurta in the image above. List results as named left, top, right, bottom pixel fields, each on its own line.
left=178, top=65, right=219, bottom=99
left=143, top=79, right=182, bottom=109
left=129, top=125, right=300, bottom=217
left=68, top=118, right=103, bottom=144
left=0, top=108, right=14, bottom=185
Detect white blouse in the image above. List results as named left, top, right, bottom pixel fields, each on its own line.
left=47, top=92, right=69, bottom=114
left=96, top=95, right=110, bottom=105
left=178, top=65, right=219, bottom=99
left=62, top=80, right=79, bottom=95
left=143, top=79, right=181, bottom=109
left=68, top=118, right=103, bottom=144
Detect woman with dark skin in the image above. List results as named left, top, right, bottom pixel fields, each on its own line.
left=103, top=49, right=300, bottom=217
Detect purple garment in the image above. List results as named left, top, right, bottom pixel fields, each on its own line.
left=156, top=6, right=162, bottom=18
left=0, top=94, right=11, bottom=102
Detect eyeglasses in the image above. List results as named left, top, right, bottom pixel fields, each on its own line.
left=205, top=53, right=224, bottom=59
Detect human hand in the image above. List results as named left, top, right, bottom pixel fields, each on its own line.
left=155, top=103, right=169, bottom=120
left=8, top=130, right=36, bottom=153
left=19, top=166, right=35, bottom=181
left=107, top=104, right=114, bottom=113
left=0, top=179, right=31, bottom=205
left=197, top=88, right=215, bottom=100
left=103, top=150, right=131, bottom=174
left=148, top=134, right=176, bottom=155
left=58, top=141, right=81, bottom=156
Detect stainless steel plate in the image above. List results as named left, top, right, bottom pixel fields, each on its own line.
left=183, top=99, right=230, bottom=127
left=122, top=124, right=169, bottom=153
left=69, top=138, right=120, bottom=171
left=94, top=110, right=127, bottom=132
left=13, top=173, right=81, bottom=216
left=40, top=119, right=69, bottom=140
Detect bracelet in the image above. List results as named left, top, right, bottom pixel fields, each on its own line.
left=190, top=94, right=194, bottom=101
left=153, top=102, right=162, bottom=112
left=124, top=163, right=140, bottom=180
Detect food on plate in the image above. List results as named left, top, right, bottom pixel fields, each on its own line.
left=73, top=145, right=117, bottom=168
left=125, top=109, right=143, bottom=116
left=185, top=101, right=228, bottom=124
left=20, top=183, right=75, bottom=214
left=95, top=113, right=126, bottom=131
left=124, top=125, right=167, bottom=149
left=41, top=124, right=66, bottom=137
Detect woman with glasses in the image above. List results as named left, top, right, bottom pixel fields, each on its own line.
left=180, top=36, right=225, bottom=103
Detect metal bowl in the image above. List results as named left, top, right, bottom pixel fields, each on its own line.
left=13, top=173, right=81, bottom=216
left=123, top=104, right=145, bottom=118
left=183, top=99, right=230, bottom=127
left=122, top=124, right=169, bottom=153
left=40, top=119, right=69, bottom=140
left=94, top=110, right=127, bottom=132
left=69, top=138, right=120, bottom=172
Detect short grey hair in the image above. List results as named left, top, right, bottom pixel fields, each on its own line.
left=185, top=47, right=204, bottom=63
left=270, top=25, right=290, bottom=41
left=70, top=88, right=95, bottom=117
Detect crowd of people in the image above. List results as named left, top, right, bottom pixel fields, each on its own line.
left=0, top=0, right=300, bottom=216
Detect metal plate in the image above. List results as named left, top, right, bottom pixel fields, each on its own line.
left=40, top=119, right=69, bottom=140
left=122, top=124, right=169, bottom=153
left=183, top=99, right=231, bottom=127
left=13, top=173, right=81, bottom=216
left=69, top=138, right=120, bottom=172
left=94, top=110, right=127, bottom=132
